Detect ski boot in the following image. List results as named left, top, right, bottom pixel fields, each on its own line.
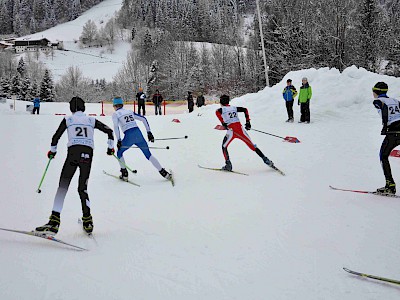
left=263, top=156, right=274, bottom=167
left=35, top=212, right=60, bottom=235
left=221, top=160, right=232, bottom=171
left=376, top=180, right=396, bottom=195
left=119, top=168, right=128, bottom=181
left=159, top=168, right=172, bottom=180
left=82, top=214, right=93, bottom=234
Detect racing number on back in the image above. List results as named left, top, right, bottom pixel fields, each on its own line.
left=75, top=127, right=88, bottom=137
left=228, top=112, right=237, bottom=118
left=389, top=105, right=400, bottom=115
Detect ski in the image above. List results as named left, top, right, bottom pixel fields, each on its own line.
left=329, top=185, right=400, bottom=198
left=269, top=164, right=285, bottom=176
left=103, top=170, right=140, bottom=187
left=0, top=227, right=88, bottom=251
left=343, top=267, right=400, bottom=285
left=168, top=169, right=175, bottom=186
left=198, top=164, right=249, bottom=176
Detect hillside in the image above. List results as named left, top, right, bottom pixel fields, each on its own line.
left=1, top=66, right=400, bottom=299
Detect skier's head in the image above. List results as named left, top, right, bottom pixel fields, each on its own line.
left=302, top=77, right=308, bottom=83
left=372, top=82, right=388, bottom=96
left=69, top=97, right=85, bottom=113
left=138, top=87, right=143, bottom=92
left=220, top=94, right=230, bottom=106
left=287, top=79, right=292, bottom=85
left=113, top=97, right=124, bottom=109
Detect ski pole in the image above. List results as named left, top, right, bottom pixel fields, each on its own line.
left=154, top=135, right=188, bottom=141
left=252, top=128, right=300, bottom=143
left=37, top=158, right=52, bottom=193
left=123, top=146, right=170, bottom=150
left=113, top=154, right=138, bottom=173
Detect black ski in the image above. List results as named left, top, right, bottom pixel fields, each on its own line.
left=198, top=164, right=249, bottom=176
left=330, top=185, right=400, bottom=198
left=343, top=267, right=400, bottom=285
left=0, top=227, right=88, bottom=251
left=103, top=170, right=140, bottom=187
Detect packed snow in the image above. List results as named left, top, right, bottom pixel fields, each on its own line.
left=1, top=66, right=400, bottom=299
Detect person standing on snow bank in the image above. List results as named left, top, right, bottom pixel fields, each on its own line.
left=136, top=87, right=146, bottom=115
left=32, top=96, right=40, bottom=115
left=215, top=94, right=274, bottom=171
left=35, top=97, right=115, bottom=235
left=298, top=77, right=312, bottom=123
left=282, top=79, right=297, bottom=122
left=373, top=82, right=400, bottom=195
left=111, top=97, right=172, bottom=182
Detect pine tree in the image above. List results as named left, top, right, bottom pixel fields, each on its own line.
left=17, top=57, right=26, bottom=77
left=20, top=77, right=31, bottom=100
left=0, top=77, right=11, bottom=96
left=40, top=69, right=55, bottom=102
left=11, top=74, right=22, bottom=97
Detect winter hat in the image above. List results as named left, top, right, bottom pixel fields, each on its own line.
left=372, top=82, right=388, bottom=95
left=302, top=77, right=308, bottom=81
left=69, top=96, right=85, bottom=113
left=287, top=79, right=292, bottom=83
left=113, top=97, right=124, bottom=106
left=220, top=94, right=230, bottom=105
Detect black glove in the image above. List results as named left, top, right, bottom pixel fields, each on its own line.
left=222, top=122, right=228, bottom=130
left=117, top=140, right=122, bottom=150
left=148, top=132, right=154, bottom=143
left=107, top=148, right=115, bottom=156
left=47, top=151, right=56, bottom=159
left=245, top=121, right=251, bottom=130
left=381, top=126, right=388, bottom=135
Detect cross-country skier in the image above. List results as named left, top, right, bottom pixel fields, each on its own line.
left=216, top=94, right=275, bottom=171
left=373, top=82, right=400, bottom=194
left=35, top=97, right=115, bottom=235
left=111, top=96, right=172, bottom=181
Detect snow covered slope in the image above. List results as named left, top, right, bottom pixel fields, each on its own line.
left=18, top=0, right=127, bottom=81
left=1, top=66, right=400, bottom=299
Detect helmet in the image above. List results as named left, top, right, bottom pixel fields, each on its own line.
left=372, top=82, right=388, bottom=95
left=220, top=94, right=230, bottom=105
left=113, top=97, right=124, bottom=106
left=69, top=96, right=85, bottom=112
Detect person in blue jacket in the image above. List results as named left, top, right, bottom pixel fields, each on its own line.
left=282, top=79, right=297, bottom=122
left=32, top=96, right=40, bottom=114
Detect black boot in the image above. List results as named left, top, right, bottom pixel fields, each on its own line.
left=221, top=160, right=232, bottom=171
left=119, top=168, right=128, bottom=181
left=377, top=180, right=396, bottom=194
left=35, top=212, right=60, bottom=235
left=82, top=214, right=93, bottom=234
left=263, top=156, right=274, bottom=167
left=159, top=168, right=172, bottom=179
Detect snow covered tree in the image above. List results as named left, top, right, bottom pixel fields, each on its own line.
left=40, top=69, right=55, bottom=102
left=20, top=77, right=32, bottom=100
left=80, top=19, right=98, bottom=46
left=11, top=74, right=22, bottom=97
left=0, top=77, right=11, bottom=96
left=17, top=57, right=26, bottom=78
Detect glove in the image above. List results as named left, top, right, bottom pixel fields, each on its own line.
left=148, top=131, right=155, bottom=143
left=107, top=148, right=115, bottom=156
left=117, top=140, right=122, bottom=150
left=222, top=122, right=228, bottom=130
left=381, top=126, right=388, bottom=135
left=298, top=100, right=300, bottom=105
left=245, top=121, right=251, bottom=130
left=47, top=151, right=56, bottom=159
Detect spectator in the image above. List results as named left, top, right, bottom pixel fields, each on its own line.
left=136, top=87, right=146, bottom=115
left=298, top=77, right=312, bottom=123
left=282, top=79, right=297, bottom=122
left=187, top=91, right=194, bottom=113
left=152, top=89, right=163, bottom=115
left=33, top=96, right=40, bottom=115
left=196, top=92, right=205, bottom=108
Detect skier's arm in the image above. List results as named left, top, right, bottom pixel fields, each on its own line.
left=50, top=118, right=67, bottom=151
left=95, top=119, right=114, bottom=149
left=308, top=86, right=312, bottom=100
left=292, top=87, right=298, bottom=98
left=112, top=113, right=122, bottom=141
left=373, top=100, right=389, bottom=126
left=133, top=112, right=151, bottom=132
left=236, top=107, right=250, bottom=122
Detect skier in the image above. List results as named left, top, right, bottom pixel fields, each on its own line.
left=35, top=97, right=115, bottom=235
left=136, top=87, right=146, bottom=115
left=373, top=82, right=400, bottom=194
left=282, top=79, right=297, bottom=122
left=298, top=77, right=312, bottom=123
left=111, top=97, right=172, bottom=182
left=216, top=94, right=275, bottom=171
left=32, top=96, right=40, bottom=115
left=152, top=89, right=163, bottom=115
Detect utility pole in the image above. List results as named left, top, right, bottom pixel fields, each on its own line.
left=256, top=0, right=269, bottom=87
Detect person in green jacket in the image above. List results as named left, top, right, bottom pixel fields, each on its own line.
left=298, top=77, right=312, bottom=123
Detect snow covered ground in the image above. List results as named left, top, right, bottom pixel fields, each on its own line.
left=1, top=66, right=400, bottom=299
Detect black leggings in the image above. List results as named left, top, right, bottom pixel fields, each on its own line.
left=285, top=101, right=294, bottom=119
left=138, top=102, right=146, bottom=115
left=380, top=133, right=400, bottom=183
left=53, top=146, right=93, bottom=216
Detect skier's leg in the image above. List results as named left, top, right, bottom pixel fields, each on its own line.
left=77, top=150, right=93, bottom=217
left=380, top=135, right=398, bottom=183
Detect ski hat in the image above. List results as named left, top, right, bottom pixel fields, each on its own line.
left=113, top=97, right=124, bottom=106
left=287, top=79, right=292, bottom=83
left=372, top=82, right=388, bottom=95
left=220, top=94, right=230, bottom=105
left=69, top=96, right=85, bottom=112
left=302, top=77, right=308, bottom=81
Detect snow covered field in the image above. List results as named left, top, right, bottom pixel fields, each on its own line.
left=1, top=67, right=400, bottom=299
